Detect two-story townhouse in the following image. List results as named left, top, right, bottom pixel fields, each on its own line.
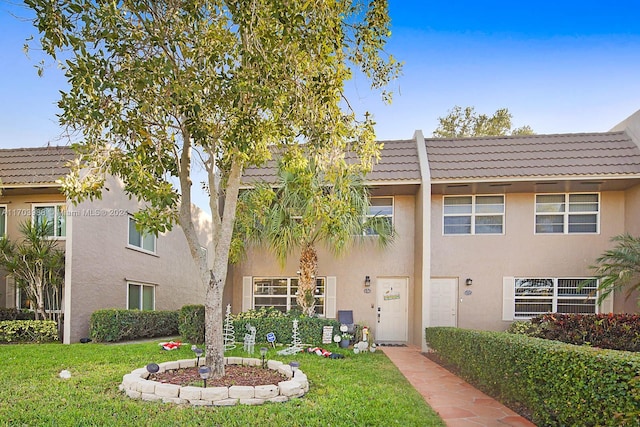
left=0, top=146, right=212, bottom=343
left=231, top=111, right=640, bottom=350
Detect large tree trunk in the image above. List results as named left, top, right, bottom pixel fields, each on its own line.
left=297, top=243, right=318, bottom=316
left=204, top=271, right=225, bottom=378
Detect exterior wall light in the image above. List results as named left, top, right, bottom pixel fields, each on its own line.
left=365, top=276, right=371, bottom=287
left=465, top=278, right=473, bottom=286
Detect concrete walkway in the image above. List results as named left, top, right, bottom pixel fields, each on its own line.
left=381, top=345, right=536, bottom=427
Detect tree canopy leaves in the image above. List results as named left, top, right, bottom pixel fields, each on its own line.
left=24, top=0, right=400, bottom=375
left=433, top=106, right=534, bottom=138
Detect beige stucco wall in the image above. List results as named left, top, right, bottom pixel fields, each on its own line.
left=622, top=182, right=640, bottom=312
left=1, top=192, right=66, bottom=308
left=229, top=194, right=416, bottom=342
left=430, top=191, right=627, bottom=331
left=64, top=176, right=212, bottom=343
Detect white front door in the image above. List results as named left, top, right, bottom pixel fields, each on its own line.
left=376, top=277, right=408, bottom=342
left=430, top=278, right=458, bottom=327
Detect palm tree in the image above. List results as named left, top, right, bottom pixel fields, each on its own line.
left=589, top=233, right=640, bottom=306
left=232, top=155, right=393, bottom=316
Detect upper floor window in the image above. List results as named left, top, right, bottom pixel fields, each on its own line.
left=514, top=277, right=598, bottom=319
left=535, top=193, right=599, bottom=234
left=128, top=217, right=156, bottom=253
left=443, top=195, right=504, bottom=235
left=33, top=204, right=66, bottom=238
left=364, top=197, right=394, bottom=236
left=253, top=277, right=326, bottom=316
left=0, top=205, right=6, bottom=238
left=127, top=282, right=155, bottom=310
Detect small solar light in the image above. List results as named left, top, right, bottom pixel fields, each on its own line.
left=193, top=347, right=204, bottom=366
left=289, top=361, right=299, bottom=375
left=198, top=366, right=211, bottom=388
left=146, top=363, right=160, bottom=374
left=260, top=347, right=268, bottom=369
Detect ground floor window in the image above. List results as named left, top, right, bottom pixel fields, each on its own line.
left=514, top=277, right=598, bottom=318
left=15, top=281, right=62, bottom=315
left=253, top=277, right=325, bottom=316
left=128, top=282, right=155, bottom=310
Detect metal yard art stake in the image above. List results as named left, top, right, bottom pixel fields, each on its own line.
left=277, top=318, right=303, bottom=355
left=223, top=304, right=236, bottom=351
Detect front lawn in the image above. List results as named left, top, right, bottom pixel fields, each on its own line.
left=0, top=341, right=444, bottom=426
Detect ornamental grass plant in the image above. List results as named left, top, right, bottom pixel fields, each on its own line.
left=0, top=341, right=444, bottom=426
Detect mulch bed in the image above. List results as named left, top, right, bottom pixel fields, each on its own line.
left=149, top=365, right=287, bottom=388
left=422, top=351, right=534, bottom=423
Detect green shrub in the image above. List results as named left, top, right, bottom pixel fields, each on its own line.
left=0, top=320, right=58, bottom=343
left=425, top=327, right=640, bottom=426
left=89, top=309, right=178, bottom=342
left=506, top=320, right=541, bottom=336
left=234, top=313, right=339, bottom=345
left=178, top=305, right=205, bottom=344
left=0, top=308, right=35, bottom=321
left=234, top=306, right=285, bottom=321
left=178, top=305, right=340, bottom=346
left=531, top=313, right=640, bottom=351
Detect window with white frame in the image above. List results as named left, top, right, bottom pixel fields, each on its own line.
left=535, top=193, right=599, bottom=234
left=128, top=217, right=156, bottom=253
left=443, top=195, right=504, bottom=235
left=364, top=197, right=393, bottom=236
left=0, top=205, right=6, bottom=238
left=514, top=277, right=598, bottom=318
left=15, top=280, right=63, bottom=314
left=127, top=282, right=155, bottom=310
left=253, top=277, right=325, bottom=316
left=33, top=204, right=66, bottom=238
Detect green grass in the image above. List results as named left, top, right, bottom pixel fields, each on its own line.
left=0, top=341, right=444, bottom=426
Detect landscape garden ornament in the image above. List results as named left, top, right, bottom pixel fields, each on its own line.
left=243, top=324, right=256, bottom=354
left=223, top=304, right=236, bottom=351
left=159, top=341, right=182, bottom=351
left=277, top=318, right=303, bottom=355
left=307, top=347, right=343, bottom=359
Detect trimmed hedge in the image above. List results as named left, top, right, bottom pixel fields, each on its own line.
left=234, top=314, right=340, bottom=345
left=89, top=309, right=178, bottom=342
left=178, top=305, right=340, bottom=345
left=531, top=313, right=640, bottom=352
left=0, top=320, right=58, bottom=343
left=425, top=327, right=640, bottom=426
left=178, top=305, right=205, bottom=344
left=0, top=308, right=35, bottom=321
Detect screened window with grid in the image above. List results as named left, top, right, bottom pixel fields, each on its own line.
left=514, top=277, right=598, bottom=319
left=253, top=277, right=325, bottom=316
left=535, top=193, right=599, bottom=234
left=443, top=195, right=504, bottom=235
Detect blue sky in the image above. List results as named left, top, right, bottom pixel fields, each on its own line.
left=2, top=0, right=640, bottom=148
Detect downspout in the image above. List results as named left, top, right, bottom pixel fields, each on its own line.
left=414, top=130, right=432, bottom=352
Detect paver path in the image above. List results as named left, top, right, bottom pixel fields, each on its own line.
left=382, top=345, right=537, bottom=427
